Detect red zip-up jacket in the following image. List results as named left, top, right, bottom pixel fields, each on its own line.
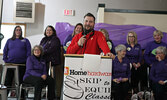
left=66, top=30, right=110, bottom=55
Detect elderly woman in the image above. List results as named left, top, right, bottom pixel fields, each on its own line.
left=112, top=44, right=131, bottom=100
left=125, top=31, right=142, bottom=93
left=23, top=45, right=55, bottom=100
left=99, top=28, right=115, bottom=54
left=144, top=30, right=167, bottom=66
left=150, top=46, right=167, bottom=100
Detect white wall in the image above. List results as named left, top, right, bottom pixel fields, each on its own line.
left=43, top=0, right=112, bottom=27
left=43, top=0, right=167, bottom=28
left=2, top=0, right=167, bottom=36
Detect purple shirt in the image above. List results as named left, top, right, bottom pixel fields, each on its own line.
left=150, top=58, right=167, bottom=83
left=3, top=38, right=31, bottom=63
left=23, top=55, right=47, bottom=80
left=112, top=56, right=131, bottom=80
left=144, top=41, right=167, bottom=65
left=125, top=43, right=142, bottom=63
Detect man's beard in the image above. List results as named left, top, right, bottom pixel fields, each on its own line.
left=83, top=26, right=94, bottom=35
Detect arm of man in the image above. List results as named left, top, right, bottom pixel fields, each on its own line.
left=97, top=32, right=114, bottom=58
left=97, top=32, right=110, bottom=54
left=66, top=34, right=83, bottom=54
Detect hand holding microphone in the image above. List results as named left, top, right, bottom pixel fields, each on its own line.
left=78, top=35, right=86, bottom=46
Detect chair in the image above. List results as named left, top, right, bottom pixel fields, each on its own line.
left=18, top=83, right=48, bottom=100
left=1, top=63, right=25, bottom=100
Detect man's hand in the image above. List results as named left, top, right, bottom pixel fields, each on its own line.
left=78, top=35, right=86, bottom=46
left=41, top=75, right=47, bottom=80
left=106, top=52, right=115, bottom=59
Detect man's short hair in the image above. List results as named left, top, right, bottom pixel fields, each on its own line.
left=84, top=13, right=95, bottom=22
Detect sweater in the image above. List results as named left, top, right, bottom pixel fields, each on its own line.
left=3, top=38, right=31, bottom=63
left=23, top=55, right=47, bottom=80
left=66, top=30, right=110, bottom=55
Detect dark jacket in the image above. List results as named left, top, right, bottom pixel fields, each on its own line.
left=40, top=35, right=61, bottom=66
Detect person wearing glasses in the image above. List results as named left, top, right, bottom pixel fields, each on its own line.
left=23, top=45, right=55, bottom=100
left=125, top=31, right=142, bottom=93
left=3, top=26, right=31, bottom=96
left=150, top=46, right=167, bottom=100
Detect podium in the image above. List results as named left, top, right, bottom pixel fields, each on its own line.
left=63, top=54, right=112, bottom=100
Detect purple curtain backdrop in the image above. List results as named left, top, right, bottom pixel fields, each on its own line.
left=55, top=22, right=167, bottom=49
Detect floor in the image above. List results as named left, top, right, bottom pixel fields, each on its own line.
left=7, top=89, right=47, bottom=100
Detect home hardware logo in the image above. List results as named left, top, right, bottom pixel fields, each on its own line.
left=64, top=68, right=111, bottom=76
left=70, top=70, right=87, bottom=75
left=64, top=67, right=87, bottom=75
left=64, top=66, right=69, bottom=75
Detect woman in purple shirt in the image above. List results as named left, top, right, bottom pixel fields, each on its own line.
left=112, top=44, right=131, bottom=100
left=144, top=30, right=167, bottom=66
left=40, top=25, right=61, bottom=99
left=3, top=26, right=31, bottom=93
left=23, top=45, right=55, bottom=100
left=125, top=31, right=142, bottom=93
left=150, top=46, right=167, bottom=100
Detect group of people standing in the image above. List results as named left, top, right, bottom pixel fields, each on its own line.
left=2, top=12, right=167, bottom=100
left=65, top=13, right=167, bottom=100
left=3, top=25, right=62, bottom=100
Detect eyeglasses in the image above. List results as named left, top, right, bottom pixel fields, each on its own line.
left=15, top=29, right=21, bottom=31
left=156, top=52, right=163, bottom=55
left=128, top=36, right=135, bottom=38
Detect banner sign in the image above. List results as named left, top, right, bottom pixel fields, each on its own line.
left=63, top=55, right=112, bottom=100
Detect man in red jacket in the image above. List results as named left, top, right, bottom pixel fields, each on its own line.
left=67, top=13, right=114, bottom=58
